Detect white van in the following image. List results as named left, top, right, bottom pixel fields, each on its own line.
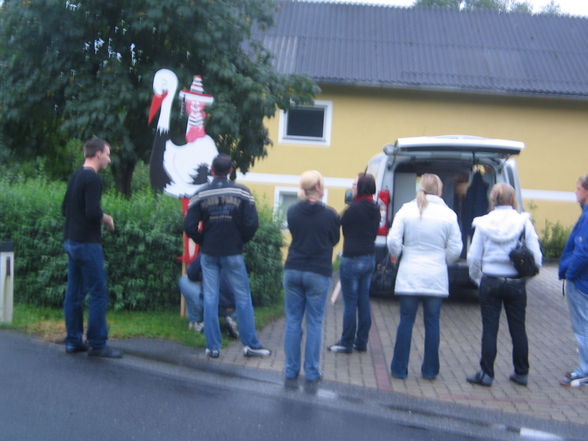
left=364, top=135, right=524, bottom=297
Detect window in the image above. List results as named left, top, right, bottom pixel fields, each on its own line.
left=279, top=100, right=332, bottom=146
left=274, top=187, right=299, bottom=228
left=274, top=186, right=329, bottom=228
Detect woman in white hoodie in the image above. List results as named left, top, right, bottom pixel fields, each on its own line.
left=466, top=183, right=542, bottom=387
left=387, top=174, right=462, bottom=380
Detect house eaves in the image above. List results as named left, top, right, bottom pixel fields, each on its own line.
left=256, top=1, right=588, bottom=100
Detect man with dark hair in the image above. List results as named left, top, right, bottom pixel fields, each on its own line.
left=62, top=138, right=122, bottom=358
left=184, top=154, right=271, bottom=358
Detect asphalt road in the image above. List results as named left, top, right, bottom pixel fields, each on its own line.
left=0, top=330, right=559, bottom=441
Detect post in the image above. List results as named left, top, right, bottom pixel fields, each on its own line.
left=0, top=240, right=14, bottom=323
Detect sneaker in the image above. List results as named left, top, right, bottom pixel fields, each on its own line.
left=205, top=348, right=220, bottom=359
left=87, top=346, right=123, bottom=359
left=466, top=370, right=493, bottom=387
left=509, top=373, right=528, bottom=386
left=328, top=344, right=352, bottom=354
left=560, top=371, right=588, bottom=387
left=193, top=322, right=204, bottom=333
left=224, top=316, right=239, bottom=339
left=243, top=346, right=271, bottom=357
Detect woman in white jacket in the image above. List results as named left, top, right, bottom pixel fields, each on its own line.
left=387, top=174, right=462, bottom=380
left=466, top=183, right=542, bottom=387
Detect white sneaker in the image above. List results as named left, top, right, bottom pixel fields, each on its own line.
left=243, top=346, right=271, bottom=357
left=193, top=322, right=204, bottom=333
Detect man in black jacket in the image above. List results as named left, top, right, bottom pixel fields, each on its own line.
left=62, top=138, right=121, bottom=358
left=184, top=154, right=271, bottom=359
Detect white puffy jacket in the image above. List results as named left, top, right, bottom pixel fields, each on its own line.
left=467, top=206, right=542, bottom=286
left=387, top=195, right=463, bottom=297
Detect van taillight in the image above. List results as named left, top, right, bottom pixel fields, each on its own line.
left=377, top=190, right=390, bottom=236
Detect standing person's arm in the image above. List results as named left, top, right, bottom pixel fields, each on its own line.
left=445, top=215, right=463, bottom=264
left=386, top=207, right=405, bottom=260
left=240, top=192, right=259, bottom=244
left=524, top=219, right=542, bottom=269
left=184, top=201, right=204, bottom=244
left=564, top=214, right=588, bottom=281
left=328, top=210, right=341, bottom=247
left=467, top=228, right=484, bottom=286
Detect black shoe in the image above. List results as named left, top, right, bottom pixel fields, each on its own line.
left=353, top=344, right=367, bottom=352
left=509, top=373, right=528, bottom=386
left=65, top=343, right=89, bottom=354
left=466, top=370, right=493, bottom=387
left=88, top=346, right=123, bottom=359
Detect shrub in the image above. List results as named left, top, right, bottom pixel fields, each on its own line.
left=0, top=176, right=284, bottom=310
left=540, top=220, right=572, bottom=260
left=244, top=202, right=284, bottom=307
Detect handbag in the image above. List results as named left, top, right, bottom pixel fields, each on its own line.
left=371, top=254, right=397, bottom=295
left=509, top=228, right=539, bottom=278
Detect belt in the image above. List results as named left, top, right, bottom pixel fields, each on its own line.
left=484, top=274, right=522, bottom=282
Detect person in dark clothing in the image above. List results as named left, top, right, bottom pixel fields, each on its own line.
left=283, top=170, right=340, bottom=383
left=62, top=138, right=121, bottom=358
left=178, top=254, right=239, bottom=338
left=329, top=173, right=380, bottom=354
left=184, top=154, right=270, bottom=359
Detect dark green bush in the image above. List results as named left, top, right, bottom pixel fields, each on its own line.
left=540, top=220, right=572, bottom=260
left=244, top=202, right=284, bottom=306
left=0, top=176, right=284, bottom=310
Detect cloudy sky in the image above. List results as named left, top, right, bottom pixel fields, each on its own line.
left=319, top=0, right=588, bottom=17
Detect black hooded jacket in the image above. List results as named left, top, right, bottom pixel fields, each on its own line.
left=285, top=200, right=340, bottom=277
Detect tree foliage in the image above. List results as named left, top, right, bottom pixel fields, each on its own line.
left=414, top=0, right=540, bottom=14
left=0, top=0, right=318, bottom=195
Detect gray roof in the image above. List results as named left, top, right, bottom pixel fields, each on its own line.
left=257, top=1, right=588, bottom=99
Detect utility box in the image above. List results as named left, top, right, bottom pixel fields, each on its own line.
left=0, top=241, right=14, bottom=323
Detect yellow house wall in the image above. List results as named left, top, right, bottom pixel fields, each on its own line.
left=244, top=86, right=587, bottom=240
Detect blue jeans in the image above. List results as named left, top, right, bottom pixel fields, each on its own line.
left=391, top=295, right=443, bottom=379
left=64, top=240, right=109, bottom=349
left=566, top=280, right=588, bottom=377
left=178, top=276, right=203, bottom=323
left=478, top=275, right=528, bottom=378
left=200, top=253, right=261, bottom=351
left=283, top=270, right=330, bottom=381
left=338, top=255, right=375, bottom=350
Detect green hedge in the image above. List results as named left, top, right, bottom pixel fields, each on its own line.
left=0, top=176, right=283, bottom=310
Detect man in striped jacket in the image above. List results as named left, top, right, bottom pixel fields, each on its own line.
left=184, top=154, right=271, bottom=359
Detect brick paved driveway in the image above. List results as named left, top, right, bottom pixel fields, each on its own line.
left=216, top=264, right=587, bottom=424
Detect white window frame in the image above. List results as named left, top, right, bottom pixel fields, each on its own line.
left=274, top=186, right=329, bottom=229
left=278, top=100, right=333, bottom=146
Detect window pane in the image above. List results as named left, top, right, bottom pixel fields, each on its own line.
left=287, top=108, right=325, bottom=138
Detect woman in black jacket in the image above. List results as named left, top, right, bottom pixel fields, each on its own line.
left=329, top=173, right=380, bottom=353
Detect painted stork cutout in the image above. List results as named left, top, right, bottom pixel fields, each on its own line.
left=148, top=69, right=219, bottom=198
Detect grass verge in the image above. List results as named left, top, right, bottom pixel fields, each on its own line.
left=1, top=302, right=284, bottom=349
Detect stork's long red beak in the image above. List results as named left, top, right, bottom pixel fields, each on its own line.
left=148, top=91, right=168, bottom=124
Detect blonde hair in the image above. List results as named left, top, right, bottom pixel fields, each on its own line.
left=416, top=173, right=443, bottom=216
left=578, top=174, right=588, bottom=190
left=298, top=170, right=324, bottom=201
left=489, top=183, right=518, bottom=210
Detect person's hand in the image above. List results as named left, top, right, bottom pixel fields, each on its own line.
left=102, top=214, right=115, bottom=232
left=390, top=256, right=399, bottom=264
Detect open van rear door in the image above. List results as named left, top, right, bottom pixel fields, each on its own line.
left=386, top=135, right=524, bottom=159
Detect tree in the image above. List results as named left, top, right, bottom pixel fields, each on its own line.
left=540, top=0, right=561, bottom=15
left=0, top=0, right=318, bottom=196
left=414, top=0, right=539, bottom=14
